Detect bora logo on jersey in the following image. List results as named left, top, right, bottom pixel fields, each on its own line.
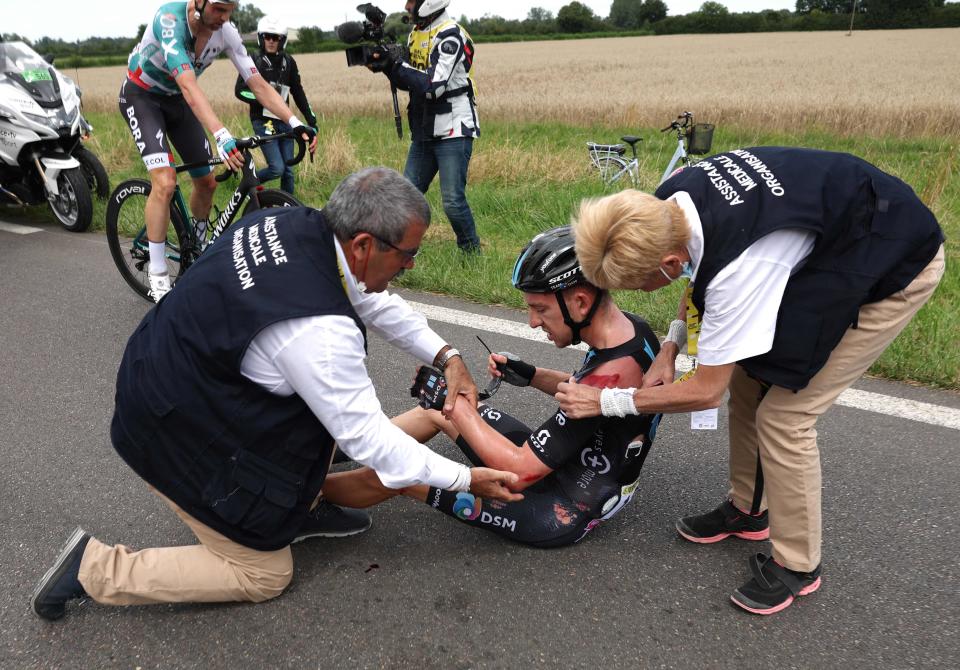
left=453, top=492, right=482, bottom=520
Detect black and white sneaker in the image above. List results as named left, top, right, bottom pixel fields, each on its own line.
left=31, top=527, right=90, bottom=621
left=292, top=501, right=371, bottom=543
left=676, top=499, right=769, bottom=544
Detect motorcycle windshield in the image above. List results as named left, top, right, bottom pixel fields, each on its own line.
left=0, top=41, right=61, bottom=108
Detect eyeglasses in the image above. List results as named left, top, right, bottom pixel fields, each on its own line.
left=262, top=34, right=282, bottom=41
left=356, top=231, right=420, bottom=261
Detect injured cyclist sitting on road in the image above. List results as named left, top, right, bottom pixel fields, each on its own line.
left=321, top=226, right=663, bottom=547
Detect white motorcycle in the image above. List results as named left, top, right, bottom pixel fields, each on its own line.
left=0, top=41, right=92, bottom=232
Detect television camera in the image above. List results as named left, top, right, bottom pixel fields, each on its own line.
left=336, top=3, right=408, bottom=138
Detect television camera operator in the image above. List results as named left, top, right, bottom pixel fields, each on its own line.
left=354, top=1, right=481, bottom=253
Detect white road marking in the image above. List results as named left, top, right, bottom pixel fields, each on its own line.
left=409, top=301, right=960, bottom=431
left=0, top=221, right=43, bottom=235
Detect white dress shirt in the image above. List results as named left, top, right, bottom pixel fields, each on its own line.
left=670, top=191, right=816, bottom=366
left=239, top=237, right=470, bottom=491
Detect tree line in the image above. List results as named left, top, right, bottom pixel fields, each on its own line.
left=3, top=1, right=958, bottom=60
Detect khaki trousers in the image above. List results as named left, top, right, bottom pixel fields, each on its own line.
left=727, top=245, right=945, bottom=572
left=78, top=488, right=293, bottom=605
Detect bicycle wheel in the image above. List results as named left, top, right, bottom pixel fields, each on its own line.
left=596, top=156, right=638, bottom=189
left=105, top=179, right=192, bottom=303
left=242, top=188, right=303, bottom=217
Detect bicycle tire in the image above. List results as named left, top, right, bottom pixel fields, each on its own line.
left=105, top=179, right=192, bottom=303
left=242, top=188, right=303, bottom=217
left=595, top=156, right=638, bottom=189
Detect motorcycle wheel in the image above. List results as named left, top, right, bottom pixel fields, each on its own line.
left=75, top=146, right=110, bottom=200
left=48, top=167, right=93, bottom=232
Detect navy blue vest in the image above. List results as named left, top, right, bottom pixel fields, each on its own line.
left=655, top=147, right=943, bottom=390
left=112, top=207, right=366, bottom=550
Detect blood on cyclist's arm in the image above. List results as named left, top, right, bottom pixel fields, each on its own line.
left=245, top=74, right=318, bottom=153
left=447, top=402, right=553, bottom=493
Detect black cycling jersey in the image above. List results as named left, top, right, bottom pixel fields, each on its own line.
left=234, top=51, right=316, bottom=127
left=426, top=312, right=662, bottom=547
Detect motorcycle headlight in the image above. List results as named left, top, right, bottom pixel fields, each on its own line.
left=24, top=111, right=48, bottom=122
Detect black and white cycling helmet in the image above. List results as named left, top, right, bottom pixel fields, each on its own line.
left=257, top=16, right=288, bottom=52
left=512, top=226, right=602, bottom=345
left=413, top=0, right=450, bottom=27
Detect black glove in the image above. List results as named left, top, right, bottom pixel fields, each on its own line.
left=297, top=124, right=317, bottom=141
left=368, top=46, right=396, bottom=73
left=410, top=366, right=447, bottom=411
left=497, top=352, right=536, bottom=387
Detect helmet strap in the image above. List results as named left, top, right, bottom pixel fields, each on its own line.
left=555, top=287, right=603, bottom=346
left=194, top=0, right=207, bottom=22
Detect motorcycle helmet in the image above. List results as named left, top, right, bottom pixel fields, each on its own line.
left=257, top=16, right=288, bottom=52
left=413, top=0, right=451, bottom=27
left=512, top=226, right=603, bottom=345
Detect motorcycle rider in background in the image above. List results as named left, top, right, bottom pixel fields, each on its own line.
left=371, top=0, right=481, bottom=253
left=235, top=16, right=317, bottom=196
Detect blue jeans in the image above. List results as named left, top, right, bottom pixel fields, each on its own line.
left=403, top=137, right=480, bottom=251
left=251, top=118, right=295, bottom=195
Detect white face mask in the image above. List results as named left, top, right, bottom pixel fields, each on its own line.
left=659, top=261, right=693, bottom=283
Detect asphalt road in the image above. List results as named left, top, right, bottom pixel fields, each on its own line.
left=1, top=217, right=958, bottom=669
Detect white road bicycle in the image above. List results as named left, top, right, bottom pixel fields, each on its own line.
left=587, top=111, right=715, bottom=189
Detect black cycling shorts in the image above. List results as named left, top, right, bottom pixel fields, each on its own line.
left=118, top=79, right=213, bottom=177
left=425, top=406, right=604, bottom=548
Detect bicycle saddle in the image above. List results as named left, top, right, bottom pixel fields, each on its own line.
left=620, top=135, right=642, bottom=147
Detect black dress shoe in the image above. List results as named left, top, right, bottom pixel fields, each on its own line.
left=291, top=501, right=371, bottom=543
left=32, top=527, right=90, bottom=621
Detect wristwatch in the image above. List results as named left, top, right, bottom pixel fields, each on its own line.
left=436, top=347, right=462, bottom=371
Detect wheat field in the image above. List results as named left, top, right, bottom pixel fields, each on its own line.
left=75, top=28, right=960, bottom=137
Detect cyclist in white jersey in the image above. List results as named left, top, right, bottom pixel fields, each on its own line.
left=120, top=0, right=317, bottom=302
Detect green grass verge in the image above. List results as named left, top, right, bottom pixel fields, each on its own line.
left=65, top=111, right=959, bottom=389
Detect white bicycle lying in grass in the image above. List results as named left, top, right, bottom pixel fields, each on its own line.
left=587, top=111, right=715, bottom=189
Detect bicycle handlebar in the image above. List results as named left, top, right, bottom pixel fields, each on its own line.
left=660, top=111, right=695, bottom=133
left=177, top=129, right=310, bottom=179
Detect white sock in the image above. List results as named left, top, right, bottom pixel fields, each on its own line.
left=149, top=241, right=168, bottom=275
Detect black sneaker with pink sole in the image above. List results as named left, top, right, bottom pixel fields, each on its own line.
left=676, top=499, right=769, bottom=544
left=731, top=553, right=822, bottom=615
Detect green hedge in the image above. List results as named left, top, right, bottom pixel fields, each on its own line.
left=44, top=5, right=960, bottom=69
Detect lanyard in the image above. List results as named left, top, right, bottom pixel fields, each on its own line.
left=676, top=282, right=701, bottom=383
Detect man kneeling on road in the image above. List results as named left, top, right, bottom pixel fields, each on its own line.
left=31, top=167, right=520, bottom=621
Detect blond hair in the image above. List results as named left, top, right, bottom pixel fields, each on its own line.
left=572, top=190, right=690, bottom=289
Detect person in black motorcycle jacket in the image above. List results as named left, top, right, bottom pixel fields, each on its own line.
left=235, top=15, right=317, bottom=195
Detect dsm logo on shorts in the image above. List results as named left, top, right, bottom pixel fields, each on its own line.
left=453, top=492, right=482, bottom=520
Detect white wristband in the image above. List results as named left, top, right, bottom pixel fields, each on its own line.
left=600, top=387, right=639, bottom=418
left=449, top=465, right=471, bottom=492
left=665, top=319, right=687, bottom=349
left=288, top=116, right=303, bottom=128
